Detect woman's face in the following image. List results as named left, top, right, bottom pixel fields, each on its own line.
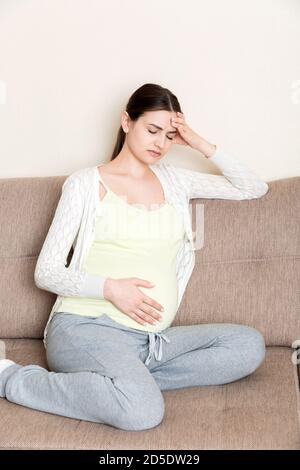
left=122, top=110, right=178, bottom=163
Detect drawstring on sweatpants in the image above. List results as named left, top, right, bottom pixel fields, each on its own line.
left=145, top=331, right=171, bottom=366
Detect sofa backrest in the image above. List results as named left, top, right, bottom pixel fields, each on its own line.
left=0, top=174, right=299, bottom=346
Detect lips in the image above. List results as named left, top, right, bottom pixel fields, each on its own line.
left=148, top=150, right=161, bottom=156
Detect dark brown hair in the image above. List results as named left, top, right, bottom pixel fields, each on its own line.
left=109, top=83, right=182, bottom=160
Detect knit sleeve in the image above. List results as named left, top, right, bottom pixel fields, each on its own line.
left=34, top=174, right=107, bottom=299
left=170, top=146, right=269, bottom=200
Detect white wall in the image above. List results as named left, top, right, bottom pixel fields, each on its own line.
left=0, top=0, right=299, bottom=181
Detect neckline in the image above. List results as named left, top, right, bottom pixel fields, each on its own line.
left=96, top=163, right=168, bottom=213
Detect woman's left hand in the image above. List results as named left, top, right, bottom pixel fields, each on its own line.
left=171, top=112, right=203, bottom=150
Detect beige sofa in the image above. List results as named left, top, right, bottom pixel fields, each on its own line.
left=0, top=173, right=299, bottom=450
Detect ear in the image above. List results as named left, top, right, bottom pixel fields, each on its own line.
left=121, top=111, right=130, bottom=132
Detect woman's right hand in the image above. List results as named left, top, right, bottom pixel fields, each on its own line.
left=103, top=277, right=164, bottom=325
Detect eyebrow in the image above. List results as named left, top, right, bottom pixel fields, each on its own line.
left=148, top=123, right=177, bottom=134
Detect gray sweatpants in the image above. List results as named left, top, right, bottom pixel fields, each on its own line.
left=0, top=312, right=266, bottom=431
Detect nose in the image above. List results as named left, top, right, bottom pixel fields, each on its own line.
left=154, top=136, right=167, bottom=149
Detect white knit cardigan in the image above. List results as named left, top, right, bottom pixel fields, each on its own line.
left=34, top=146, right=269, bottom=348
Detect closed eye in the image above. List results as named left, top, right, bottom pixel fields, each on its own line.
left=148, top=130, right=174, bottom=141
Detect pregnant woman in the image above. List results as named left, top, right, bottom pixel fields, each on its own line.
left=0, top=83, right=268, bottom=431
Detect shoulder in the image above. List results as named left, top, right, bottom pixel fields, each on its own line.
left=154, top=160, right=191, bottom=183
left=68, top=165, right=95, bottom=180
left=152, top=160, right=179, bottom=175
left=61, top=166, right=95, bottom=201
left=63, top=165, right=95, bottom=186
left=151, top=161, right=192, bottom=201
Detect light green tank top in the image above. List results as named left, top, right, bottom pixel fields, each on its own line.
left=56, top=173, right=185, bottom=332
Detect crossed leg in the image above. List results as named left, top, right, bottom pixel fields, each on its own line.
left=143, top=322, right=266, bottom=391
left=1, top=315, right=165, bottom=431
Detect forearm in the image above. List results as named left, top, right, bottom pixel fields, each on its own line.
left=194, top=136, right=217, bottom=159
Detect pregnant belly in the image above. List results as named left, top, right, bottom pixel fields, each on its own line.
left=83, top=251, right=179, bottom=330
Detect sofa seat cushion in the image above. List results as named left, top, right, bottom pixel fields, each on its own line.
left=0, top=340, right=299, bottom=450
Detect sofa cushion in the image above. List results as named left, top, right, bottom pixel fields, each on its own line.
left=0, top=340, right=299, bottom=450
